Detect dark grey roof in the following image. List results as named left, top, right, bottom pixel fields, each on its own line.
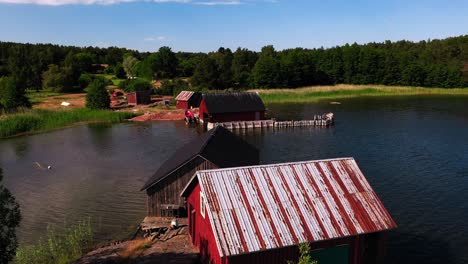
left=141, top=126, right=259, bottom=191
left=202, top=92, right=265, bottom=114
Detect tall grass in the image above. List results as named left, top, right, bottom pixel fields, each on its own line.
left=15, top=219, right=93, bottom=264
left=249, top=84, right=468, bottom=103
left=0, top=109, right=135, bottom=138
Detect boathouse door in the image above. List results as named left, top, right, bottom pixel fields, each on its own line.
left=255, top=111, right=260, bottom=120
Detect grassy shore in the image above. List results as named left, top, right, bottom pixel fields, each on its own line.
left=250, top=84, right=468, bottom=103
left=0, top=109, right=135, bottom=138
left=15, top=219, right=93, bottom=264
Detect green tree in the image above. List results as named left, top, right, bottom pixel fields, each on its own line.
left=211, top=47, right=233, bottom=89
left=122, top=56, right=139, bottom=78
left=133, top=59, right=153, bottom=80
left=114, top=63, right=126, bottom=79
left=85, top=79, right=110, bottom=109
left=232, top=48, right=258, bottom=88
left=0, top=167, right=22, bottom=264
left=117, top=79, right=152, bottom=93
left=158, top=78, right=189, bottom=96
left=151, top=46, right=178, bottom=79
left=0, top=77, right=30, bottom=112
left=251, top=46, right=281, bottom=88
left=42, top=64, right=75, bottom=92
left=8, top=45, right=32, bottom=89
left=191, top=56, right=218, bottom=89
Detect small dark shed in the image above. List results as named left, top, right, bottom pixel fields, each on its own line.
left=175, top=91, right=202, bottom=109
left=127, top=90, right=152, bottom=105
left=199, top=92, right=266, bottom=123
left=141, top=126, right=259, bottom=217
left=181, top=158, right=397, bottom=264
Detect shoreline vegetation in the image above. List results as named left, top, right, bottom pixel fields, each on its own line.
left=0, top=109, right=134, bottom=138
left=15, top=219, right=93, bottom=264
left=251, top=84, right=468, bottom=104
left=2, top=84, right=468, bottom=138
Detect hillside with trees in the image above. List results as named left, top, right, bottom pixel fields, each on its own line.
left=0, top=35, right=467, bottom=107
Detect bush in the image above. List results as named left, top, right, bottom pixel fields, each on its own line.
left=114, top=63, right=126, bottom=79
left=42, top=64, right=76, bottom=92
left=15, top=219, right=93, bottom=264
left=157, top=79, right=189, bottom=96
left=86, top=79, right=110, bottom=109
left=79, top=75, right=111, bottom=91
left=0, top=76, right=31, bottom=112
left=118, top=79, right=152, bottom=93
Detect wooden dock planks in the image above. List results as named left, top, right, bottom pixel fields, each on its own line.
left=207, top=113, right=334, bottom=130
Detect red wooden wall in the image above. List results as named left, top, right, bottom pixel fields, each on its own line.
left=176, top=101, right=189, bottom=109
left=199, top=100, right=265, bottom=123
left=187, top=184, right=223, bottom=264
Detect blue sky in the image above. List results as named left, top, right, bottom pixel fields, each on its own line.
left=0, top=0, right=467, bottom=52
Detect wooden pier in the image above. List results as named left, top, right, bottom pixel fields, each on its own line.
left=207, top=113, right=334, bottom=130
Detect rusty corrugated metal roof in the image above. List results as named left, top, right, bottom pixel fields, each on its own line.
left=175, top=91, right=195, bottom=101
left=194, top=158, right=396, bottom=257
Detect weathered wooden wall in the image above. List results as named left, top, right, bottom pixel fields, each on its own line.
left=146, top=157, right=218, bottom=217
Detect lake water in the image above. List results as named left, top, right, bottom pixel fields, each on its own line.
left=1, top=95, right=468, bottom=264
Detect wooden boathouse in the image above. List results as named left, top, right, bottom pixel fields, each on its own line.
left=175, top=91, right=202, bottom=109
left=199, top=92, right=266, bottom=123
left=127, top=90, right=152, bottom=105
left=141, top=126, right=259, bottom=217
left=181, top=158, right=397, bottom=264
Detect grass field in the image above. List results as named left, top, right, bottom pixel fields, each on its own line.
left=250, top=84, right=468, bottom=103
left=0, top=109, right=135, bottom=138
left=94, top=74, right=125, bottom=86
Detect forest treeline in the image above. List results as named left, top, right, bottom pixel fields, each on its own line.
left=1, top=35, right=467, bottom=100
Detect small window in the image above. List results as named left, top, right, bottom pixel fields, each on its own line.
left=200, top=191, right=206, bottom=218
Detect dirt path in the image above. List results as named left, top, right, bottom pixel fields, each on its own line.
left=73, top=227, right=199, bottom=264
left=33, top=93, right=87, bottom=110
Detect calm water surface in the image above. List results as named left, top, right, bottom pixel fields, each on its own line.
left=1, top=95, right=468, bottom=264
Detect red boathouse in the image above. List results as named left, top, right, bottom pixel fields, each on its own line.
left=181, top=158, right=397, bottom=264
left=127, top=90, right=152, bottom=105
left=199, top=92, right=265, bottom=123
left=175, top=91, right=202, bottom=109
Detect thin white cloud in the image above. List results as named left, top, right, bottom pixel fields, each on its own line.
left=144, top=36, right=167, bottom=42
left=194, top=1, right=240, bottom=5
left=0, top=0, right=250, bottom=5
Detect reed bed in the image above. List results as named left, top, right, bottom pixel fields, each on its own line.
left=249, top=84, right=468, bottom=103
left=0, top=109, right=134, bottom=138
left=15, top=219, right=93, bottom=264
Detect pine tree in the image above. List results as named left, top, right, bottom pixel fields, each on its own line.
left=85, top=79, right=110, bottom=109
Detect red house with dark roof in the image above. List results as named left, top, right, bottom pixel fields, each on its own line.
left=175, top=91, right=202, bottom=109
left=181, top=158, right=397, bottom=264
left=127, top=90, right=151, bottom=105
left=199, top=92, right=266, bottom=123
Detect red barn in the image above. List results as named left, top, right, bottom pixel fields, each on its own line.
left=127, top=90, right=152, bottom=106
left=141, top=126, right=259, bottom=217
left=199, top=93, right=265, bottom=123
left=175, top=91, right=202, bottom=109
left=181, top=158, right=397, bottom=264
